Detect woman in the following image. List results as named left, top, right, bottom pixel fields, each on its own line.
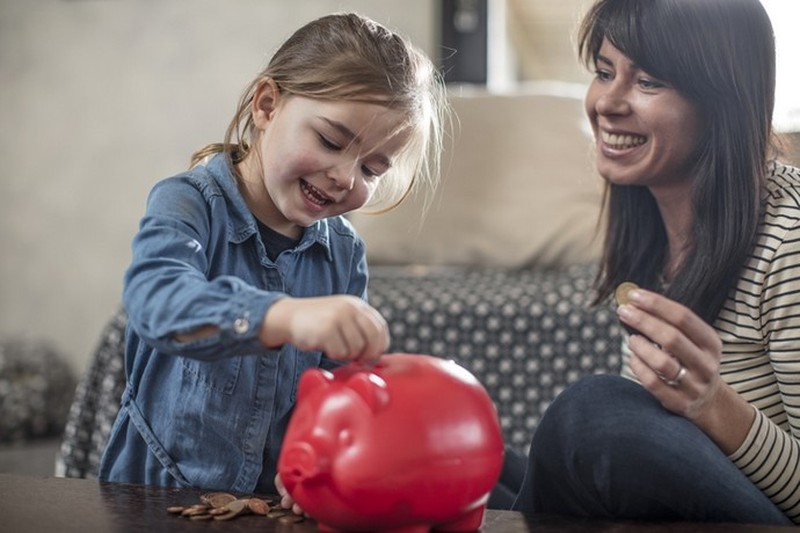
left=512, top=0, right=800, bottom=524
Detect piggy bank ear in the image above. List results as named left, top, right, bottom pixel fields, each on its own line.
left=298, top=368, right=334, bottom=400
left=347, top=372, right=390, bottom=413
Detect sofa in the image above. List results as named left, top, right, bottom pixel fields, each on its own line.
left=350, top=85, right=624, bottom=453
left=57, top=86, right=624, bottom=478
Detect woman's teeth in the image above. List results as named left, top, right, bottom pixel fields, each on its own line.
left=602, top=131, right=646, bottom=149
left=301, top=181, right=331, bottom=206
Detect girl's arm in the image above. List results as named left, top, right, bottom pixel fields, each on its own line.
left=124, top=178, right=278, bottom=360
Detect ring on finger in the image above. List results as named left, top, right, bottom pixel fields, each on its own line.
left=662, top=365, right=687, bottom=387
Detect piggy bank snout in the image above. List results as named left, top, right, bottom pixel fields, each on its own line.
left=279, top=441, right=329, bottom=486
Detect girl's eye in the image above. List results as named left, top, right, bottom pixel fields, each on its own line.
left=361, top=165, right=379, bottom=180
left=318, top=134, right=341, bottom=151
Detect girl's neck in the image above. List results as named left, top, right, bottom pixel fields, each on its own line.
left=234, top=155, right=300, bottom=239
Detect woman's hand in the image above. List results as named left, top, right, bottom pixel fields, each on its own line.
left=616, top=287, right=723, bottom=420
left=260, top=295, right=389, bottom=364
left=617, top=287, right=756, bottom=453
left=274, top=474, right=304, bottom=516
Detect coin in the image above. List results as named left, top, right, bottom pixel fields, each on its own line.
left=200, top=492, right=237, bottom=508
left=615, top=281, right=639, bottom=306
left=278, top=514, right=305, bottom=524
left=167, top=493, right=283, bottom=523
left=181, top=504, right=209, bottom=517
left=213, top=498, right=250, bottom=521
left=248, top=497, right=271, bottom=515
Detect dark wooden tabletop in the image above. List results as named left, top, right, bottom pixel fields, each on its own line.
left=0, top=473, right=794, bottom=532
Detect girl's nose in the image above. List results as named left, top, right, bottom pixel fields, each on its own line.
left=328, top=161, right=356, bottom=191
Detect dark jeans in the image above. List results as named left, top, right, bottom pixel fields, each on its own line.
left=508, top=374, right=791, bottom=525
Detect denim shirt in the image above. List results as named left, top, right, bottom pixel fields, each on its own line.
left=98, top=153, right=365, bottom=492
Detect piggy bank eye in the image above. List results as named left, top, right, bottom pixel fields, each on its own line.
left=338, top=429, right=354, bottom=447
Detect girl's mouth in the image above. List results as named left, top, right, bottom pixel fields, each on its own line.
left=300, top=180, right=333, bottom=207
left=601, top=131, right=647, bottom=149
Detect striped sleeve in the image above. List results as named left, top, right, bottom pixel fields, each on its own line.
left=729, top=162, right=800, bottom=522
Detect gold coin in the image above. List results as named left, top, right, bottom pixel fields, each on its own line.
left=166, top=506, right=185, bottom=514
left=615, top=281, right=639, bottom=306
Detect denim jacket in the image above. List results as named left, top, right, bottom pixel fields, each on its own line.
left=98, top=153, right=365, bottom=492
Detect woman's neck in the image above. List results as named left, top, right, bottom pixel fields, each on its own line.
left=651, top=183, right=694, bottom=282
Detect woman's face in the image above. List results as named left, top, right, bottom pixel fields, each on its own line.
left=585, top=38, right=703, bottom=192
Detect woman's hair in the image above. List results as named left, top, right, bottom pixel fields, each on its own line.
left=191, top=12, right=447, bottom=212
left=578, top=0, right=777, bottom=324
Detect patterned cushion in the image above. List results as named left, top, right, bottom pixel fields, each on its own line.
left=56, top=307, right=126, bottom=478
left=57, top=263, right=622, bottom=476
left=368, top=263, right=623, bottom=453
left=0, top=338, right=76, bottom=443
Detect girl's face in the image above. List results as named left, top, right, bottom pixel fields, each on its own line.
left=244, top=80, right=410, bottom=238
left=585, top=39, right=703, bottom=192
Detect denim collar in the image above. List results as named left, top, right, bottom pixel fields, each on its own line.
left=205, top=153, right=333, bottom=261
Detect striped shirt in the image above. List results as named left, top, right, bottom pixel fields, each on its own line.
left=622, top=161, right=800, bottom=522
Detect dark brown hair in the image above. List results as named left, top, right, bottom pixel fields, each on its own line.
left=579, top=0, right=776, bottom=324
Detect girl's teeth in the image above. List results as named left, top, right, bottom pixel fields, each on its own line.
left=301, top=182, right=330, bottom=206
left=602, top=131, right=646, bottom=149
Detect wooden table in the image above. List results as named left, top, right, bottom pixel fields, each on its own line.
left=0, top=473, right=793, bottom=532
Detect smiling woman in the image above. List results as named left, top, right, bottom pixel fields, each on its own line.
left=506, top=0, right=800, bottom=525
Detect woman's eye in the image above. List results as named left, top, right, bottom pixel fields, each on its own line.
left=594, top=69, right=612, bottom=81
left=638, top=77, right=665, bottom=90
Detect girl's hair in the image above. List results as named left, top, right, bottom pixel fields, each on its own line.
left=578, top=0, right=777, bottom=324
left=191, top=12, right=447, bottom=212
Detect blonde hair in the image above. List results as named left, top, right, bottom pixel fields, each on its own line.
left=191, top=12, right=448, bottom=212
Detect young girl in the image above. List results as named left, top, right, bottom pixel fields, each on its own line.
left=98, top=12, right=446, bottom=496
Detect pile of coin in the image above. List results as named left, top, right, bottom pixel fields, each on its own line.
left=166, top=491, right=304, bottom=524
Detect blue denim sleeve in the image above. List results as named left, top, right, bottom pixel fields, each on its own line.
left=122, top=177, right=278, bottom=360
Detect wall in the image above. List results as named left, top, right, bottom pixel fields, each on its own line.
left=0, top=0, right=434, bottom=375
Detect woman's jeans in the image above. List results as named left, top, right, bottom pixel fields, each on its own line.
left=511, top=374, right=791, bottom=525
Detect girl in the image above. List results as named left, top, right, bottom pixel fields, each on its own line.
left=513, top=0, right=800, bottom=524
left=98, top=12, right=446, bottom=496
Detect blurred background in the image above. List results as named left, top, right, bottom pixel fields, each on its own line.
left=1, top=0, right=798, bottom=470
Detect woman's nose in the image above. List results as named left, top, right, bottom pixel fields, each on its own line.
left=595, top=82, right=631, bottom=116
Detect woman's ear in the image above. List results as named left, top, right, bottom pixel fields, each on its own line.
left=252, top=77, right=281, bottom=129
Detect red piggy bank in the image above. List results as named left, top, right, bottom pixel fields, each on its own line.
left=278, top=353, right=505, bottom=532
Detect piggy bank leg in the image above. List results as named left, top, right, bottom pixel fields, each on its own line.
left=433, top=504, right=485, bottom=532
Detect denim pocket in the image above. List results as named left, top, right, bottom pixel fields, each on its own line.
left=181, top=356, right=242, bottom=395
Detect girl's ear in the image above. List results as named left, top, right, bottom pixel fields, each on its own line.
left=252, top=77, right=281, bottom=129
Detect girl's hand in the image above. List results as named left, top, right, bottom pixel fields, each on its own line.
left=260, top=295, right=389, bottom=363
left=616, top=288, right=723, bottom=420
left=274, top=474, right=304, bottom=516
